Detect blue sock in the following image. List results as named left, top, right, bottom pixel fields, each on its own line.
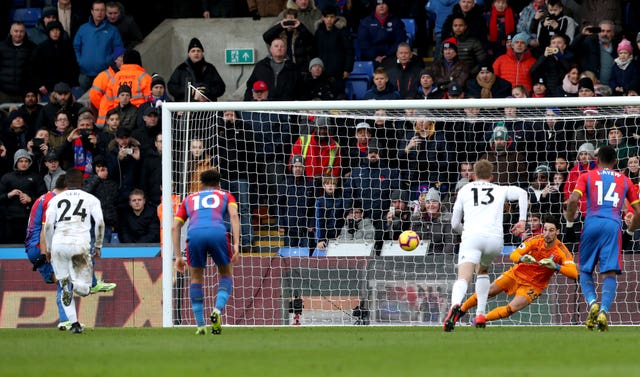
left=91, top=257, right=97, bottom=287
left=190, top=283, right=205, bottom=326
left=579, top=271, right=597, bottom=305
left=601, top=276, right=617, bottom=313
left=56, top=282, right=68, bottom=322
left=215, top=276, right=233, bottom=312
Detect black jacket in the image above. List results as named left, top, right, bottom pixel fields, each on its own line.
left=84, top=174, right=119, bottom=226
left=314, top=21, right=354, bottom=80
left=118, top=204, right=160, bottom=243
left=31, top=36, right=79, bottom=92
left=243, top=56, right=298, bottom=101
left=0, top=169, right=46, bottom=219
left=168, top=58, right=226, bottom=102
left=0, top=35, right=36, bottom=95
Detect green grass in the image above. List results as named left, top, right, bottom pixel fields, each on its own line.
left=2, top=326, right=638, bottom=377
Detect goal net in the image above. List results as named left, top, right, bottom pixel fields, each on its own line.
left=160, top=96, right=640, bottom=327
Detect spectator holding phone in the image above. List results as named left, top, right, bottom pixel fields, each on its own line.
left=106, top=127, right=141, bottom=207
left=263, top=8, right=314, bottom=74
left=571, top=20, right=618, bottom=85
left=58, top=111, right=100, bottom=175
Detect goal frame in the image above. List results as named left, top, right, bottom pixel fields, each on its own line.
left=160, top=96, right=640, bottom=327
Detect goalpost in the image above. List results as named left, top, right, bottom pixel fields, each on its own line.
left=160, top=96, right=640, bottom=327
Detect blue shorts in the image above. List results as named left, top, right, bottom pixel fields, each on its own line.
left=186, top=227, right=232, bottom=268
left=26, top=246, right=55, bottom=284
left=579, top=218, right=622, bottom=275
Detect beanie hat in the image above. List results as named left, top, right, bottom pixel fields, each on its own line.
left=617, top=38, right=633, bottom=54
left=442, top=37, right=458, bottom=53
left=424, top=188, right=441, bottom=203
left=42, top=6, right=58, bottom=18
left=112, top=46, right=126, bottom=61
left=534, top=164, right=551, bottom=177
left=578, top=77, right=594, bottom=92
left=151, top=73, right=165, bottom=88
left=118, top=84, right=132, bottom=96
left=46, top=20, right=63, bottom=33
left=123, top=49, right=142, bottom=66
left=491, top=123, right=508, bottom=140
left=511, top=32, right=529, bottom=46
left=578, top=142, right=595, bottom=157
left=13, top=149, right=32, bottom=169
left=309, top=57, right=324, bottom=70
left=188, top=37, right=204, bottom=52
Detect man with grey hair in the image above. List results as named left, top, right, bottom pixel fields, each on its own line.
left=571, top=19, right=618, bottom=84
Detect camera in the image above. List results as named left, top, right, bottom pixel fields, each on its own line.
left=282, top=20, right=296, bottom=27
left=32, top=138, right=44, bottom=147
left=80, top=129, right=92, bottom=138
left=587, top=26, right=601, bottom=34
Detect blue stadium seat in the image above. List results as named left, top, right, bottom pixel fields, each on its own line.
left=277, top=247, right=310, bottom=257
left=11, top=8, right=42, bottom=27
left=402, top=18, right=416, bottom=46
left=350, top=61, right=374, bottom=81
left=345, top=79, right=369, bottom=100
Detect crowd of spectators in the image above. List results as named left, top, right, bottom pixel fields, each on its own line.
left=2, top=0, right=640, bottom=255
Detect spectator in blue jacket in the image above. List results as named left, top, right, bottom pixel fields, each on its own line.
left=73, top=0, right=124, bottom=91
left=357, top=0, right=406, bottom=64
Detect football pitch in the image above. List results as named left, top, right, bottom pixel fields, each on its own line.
left=2, top=326, right=638, bottom=377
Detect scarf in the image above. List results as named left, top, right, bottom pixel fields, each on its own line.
left=477, top=74, right=496, bottom=98
left=615, top=57, right=632, bottom=70
left=488, top=5, right=515, bottom=43
left=562, top=74, right=578, bottom=94
left=73, top=138, right=93, bottom=178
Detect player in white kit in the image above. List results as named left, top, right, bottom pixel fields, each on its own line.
left=444, top=160, right=528, bottom=331
left=44, top=169, right=105, bottom=334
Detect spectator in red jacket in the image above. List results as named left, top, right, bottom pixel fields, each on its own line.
left=493, top=32, right=536, bottom=92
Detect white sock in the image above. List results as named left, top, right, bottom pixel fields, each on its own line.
left=475, top=275, right=491, bottom=315
left=451, top=279, right=469, bottom=306
left=62, top=296, right=78, bottom=323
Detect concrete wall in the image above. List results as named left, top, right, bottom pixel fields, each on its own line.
left=136, top=17, right=280, bottom=101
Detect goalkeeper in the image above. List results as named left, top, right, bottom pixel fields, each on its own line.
left=455, top=215, right=577, bottom=324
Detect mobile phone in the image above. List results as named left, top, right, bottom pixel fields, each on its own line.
left=283, top=20, right=296, bottom=27
left=389, top=206, right=396, bottom=215
left=124, top=148, right=133, bottom=155
left=80, top=129, right=92, bottom=137
left=33, top=138, right=44, bottom=147
left=587, top=26, right=601, bottom=33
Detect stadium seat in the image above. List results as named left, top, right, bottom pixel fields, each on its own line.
left=350, top=61, right=374, bottom=81
left=344, top=60, right=374, bottom=99
left=11, top=8, right=42, bottom=27
left=345, top=79, right=369, bottom=100
left=277, top=247, right=310, bottom=257
left=402, top=18, right=416, bottom=46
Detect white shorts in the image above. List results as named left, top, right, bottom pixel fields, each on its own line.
left=50, top=240, right=93, bottom=296
left=457, top=234, right=504, bottom=268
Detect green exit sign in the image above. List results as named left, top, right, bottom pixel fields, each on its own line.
left=225, top=48, right=255, bottom=64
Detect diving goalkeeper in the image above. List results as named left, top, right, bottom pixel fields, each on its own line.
left=454, top=215, right=578, bottom=325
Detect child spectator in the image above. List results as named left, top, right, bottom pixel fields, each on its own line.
left=315, top=176, right=345, bottom=250
left=363, top=68, right=401, bottom=100
left=610, top=38, right=639, bottom=96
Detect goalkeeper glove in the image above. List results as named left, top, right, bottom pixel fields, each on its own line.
left=519, top=254, right=537, bottom=264
left=32, top=254, right=47, bottom=271
left=539, top=258, right=559, bottom=270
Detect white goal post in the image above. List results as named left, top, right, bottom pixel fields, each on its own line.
left=160, top=96, right=640, bottom=327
